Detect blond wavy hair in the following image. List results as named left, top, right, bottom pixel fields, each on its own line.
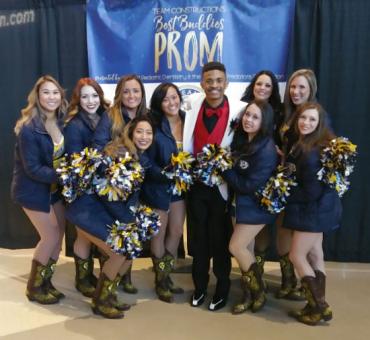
left=14, top=75, right=68, bottom=135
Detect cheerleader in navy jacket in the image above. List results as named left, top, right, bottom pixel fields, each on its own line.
left=141, top=83, right=185, bottom=303
left=11, top=75, right=68, bottom=304
left=92, top=74, right=147, bottom=294
left=240, top=70, right=283, bottom=276
left=65, top=116, right=154, bottom=319
left=275, top=69, right=319, bottom=300
left=222, top=101, right=278, bottom=314
left=284, top=102, right=341, bottom=325
left=93, top=74, right=147, bottom=151
left=64, top=78, right=110, bottom=298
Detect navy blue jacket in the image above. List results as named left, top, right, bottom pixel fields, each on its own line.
left=64, top=110, right=99, bottom=154
left=11, top=116, right=63, bottom=212
left=283, top=147, right=342, bottom=232
left=222, top=136, right=278, bottom=225
left=93, top=110, right=131, bottom=151
left=140, top=114, right=183, bottom=210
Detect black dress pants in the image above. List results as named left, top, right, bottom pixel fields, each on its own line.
left=187, top=183, right=231, bottom=297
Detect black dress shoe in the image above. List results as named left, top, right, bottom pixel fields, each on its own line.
left=208, top=296, right=227, bottom=311
left=190, top=291, right=206, bottom=307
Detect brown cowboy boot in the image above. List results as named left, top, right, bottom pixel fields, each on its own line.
left=248, top=262, right=266, bottom=312
left=91, top=272, right=124, bottom=319
left=26, top=259, right=59, bottom=304
left=74, top=254, right=96, bottom=298
left=295, top=276, right=332, bottom=326
left=232, top=269, right=253, bottom=314
left=275, top=254, right=304, bottom=300
left=43, top=258, right=65, bottom=300
left=255, top=251, right=268, bottom=292
left=119, top=264, right=138, bottom=294
left=164, top=251, right=184, bottom=294
left=109, top=275, right=131, bottom=311
left=152, top=255, right=173, bottom=303
left=289, top=270, right=333, bottom=319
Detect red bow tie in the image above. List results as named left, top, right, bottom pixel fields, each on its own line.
left=205, top=107, right=221, bottom=118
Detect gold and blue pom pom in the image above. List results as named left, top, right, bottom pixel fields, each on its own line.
left=57, top=148, right=103, bottom=203
left=131, top=205, right=160, bottom=241
left=162, top=151, right=195, bottom=195
left=256, top=164, right=297, bottom=214
left=106, top=221, right=142, bottom=259
left=317, top=137, right=357, bottom=197
left=93, top=152, right=145, bottom=201
left=193, top=144, right=233, bottom=186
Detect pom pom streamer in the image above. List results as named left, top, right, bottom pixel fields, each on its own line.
left=106, top=221, right=142, bottom=259
left=317, top=137, right=357, bottom=197
left=256, top=164, right=297, bottom=214
left=93, top=152, right=144, bottom=201
left=193, top=144, right=233, bottom=187
left=131, top=205, right=161, bottom=242
left=106, top=205, right=161, bottom=259
left=57, top=148, right=103, bottom=203
left=162, top=151, right=195, bottom=195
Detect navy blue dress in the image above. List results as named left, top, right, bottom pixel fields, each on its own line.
left=11, top=116, right=63, bottom=212
left=140, top=114, right=184, bottom=211
left=222, top=136, right=278, bottom=225
left=283, top=146, right=342, bottom=233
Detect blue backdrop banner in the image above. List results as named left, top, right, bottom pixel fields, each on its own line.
left=87, top=0, right=295, bottom=84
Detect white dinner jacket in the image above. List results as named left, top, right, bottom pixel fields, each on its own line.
left=183, top=92, right=247, bottom=200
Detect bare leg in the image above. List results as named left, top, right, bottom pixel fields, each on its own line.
left=255, top=227, right=270, bottom=253
left=118, top=260, right=132, bottom=276
left=74, top=228, right=92, bottom=259
left=77, top=228, right=126, bottom=280
left=23, top=205, right=63, bottom=265
left=165, top=200, right=186, bottom=256
left=151, top=209, right=168, bottom=258
left=307, top=234, right=325, bottom=274
left=229, top=224, right=264, bottom=271
left=289, top=231, right=323, bottom=278
left=276, top=212, right=293, bottom=256
left=50, top=200, right=65, bottom=261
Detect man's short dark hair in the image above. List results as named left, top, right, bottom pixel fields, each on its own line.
left=202, top=61, right=226, bottom=75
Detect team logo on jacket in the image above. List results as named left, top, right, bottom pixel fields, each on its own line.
left=239, top=160, right=249, bottom=169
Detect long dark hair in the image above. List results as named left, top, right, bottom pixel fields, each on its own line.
left=149, top=82, right=182, bottom=126
left=241, top=70, right=282, bottom=113
left=292, top=102, right=334, bottom=155
left=104, top=116, right=154, bottom=159
left=231, top=100, right=274, bottom=155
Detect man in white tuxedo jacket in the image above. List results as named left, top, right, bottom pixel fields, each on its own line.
left=183, top=62, right=246, bottom=311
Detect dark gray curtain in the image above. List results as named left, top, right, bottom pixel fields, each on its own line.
left=286, top=0, right=370, bottom=261
left=0, top=0, right=88, bottom=248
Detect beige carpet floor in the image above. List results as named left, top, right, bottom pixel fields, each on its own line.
left=0, top=248, right=369, bottom=340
